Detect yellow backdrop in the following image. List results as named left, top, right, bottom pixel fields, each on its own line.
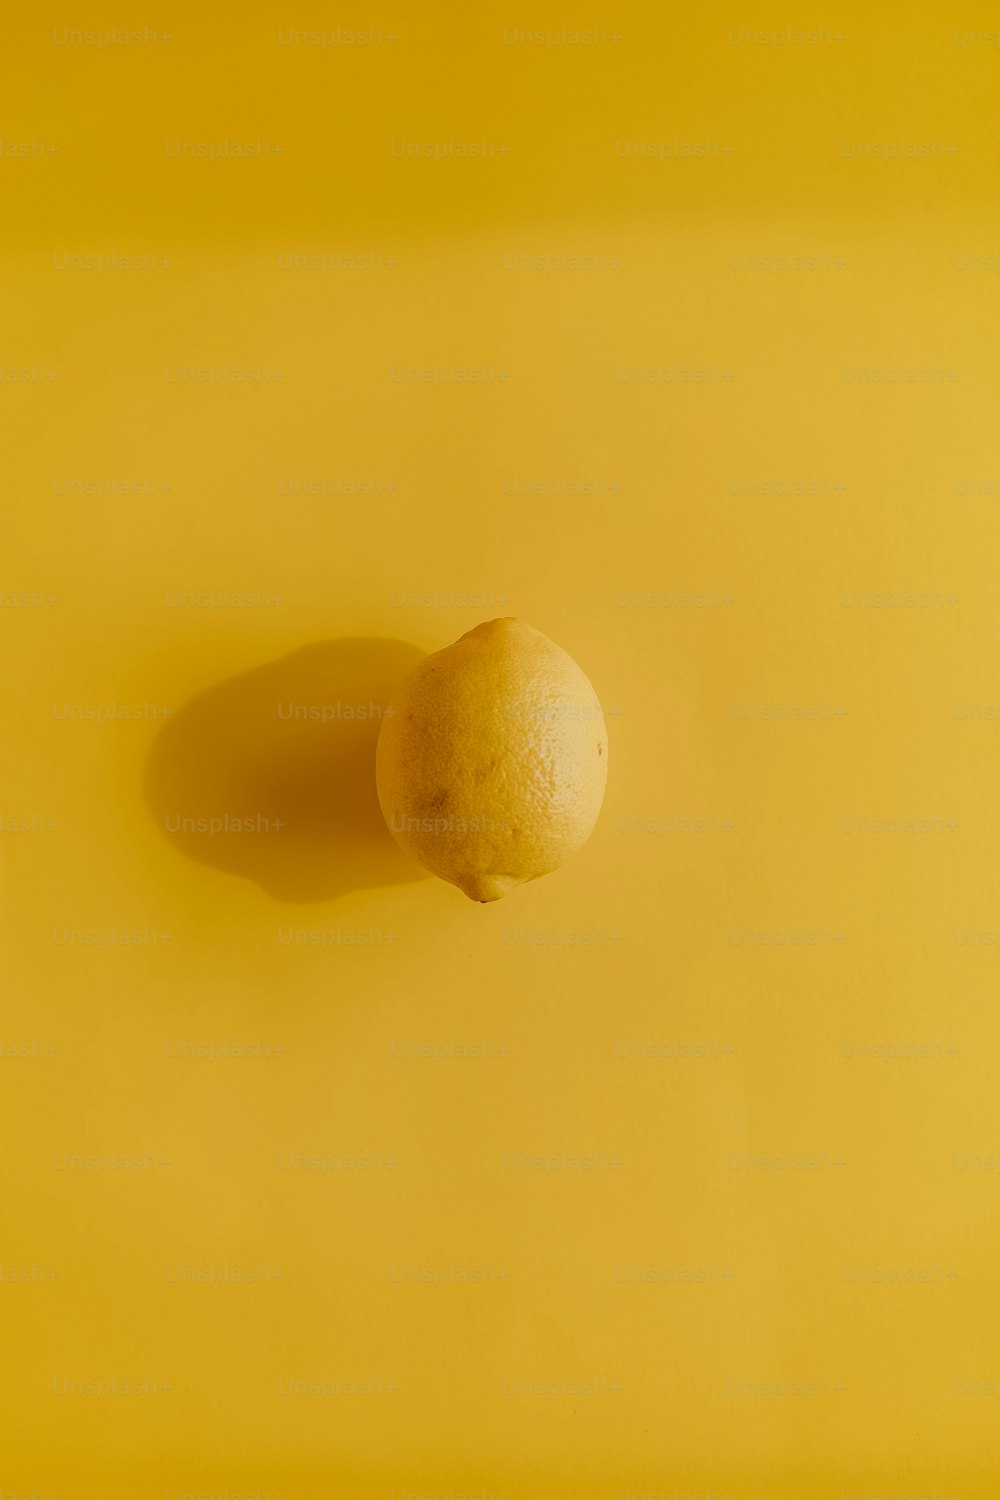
left=3, top=2, right=999, bottom=1495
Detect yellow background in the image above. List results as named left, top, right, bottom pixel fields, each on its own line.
left=3, top=2, right=1000, bottom=1494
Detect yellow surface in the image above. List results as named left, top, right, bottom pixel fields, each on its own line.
left=3, top=2, right=1000, bottom=1494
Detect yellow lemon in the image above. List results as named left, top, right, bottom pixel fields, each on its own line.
left=375, top=618, right=607, bottom=902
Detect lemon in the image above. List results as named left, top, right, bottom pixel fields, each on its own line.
left=375, top=618, right=607, bottom=902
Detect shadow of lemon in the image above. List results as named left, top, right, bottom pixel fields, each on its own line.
left=144, top=637, right=428, bottom=901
